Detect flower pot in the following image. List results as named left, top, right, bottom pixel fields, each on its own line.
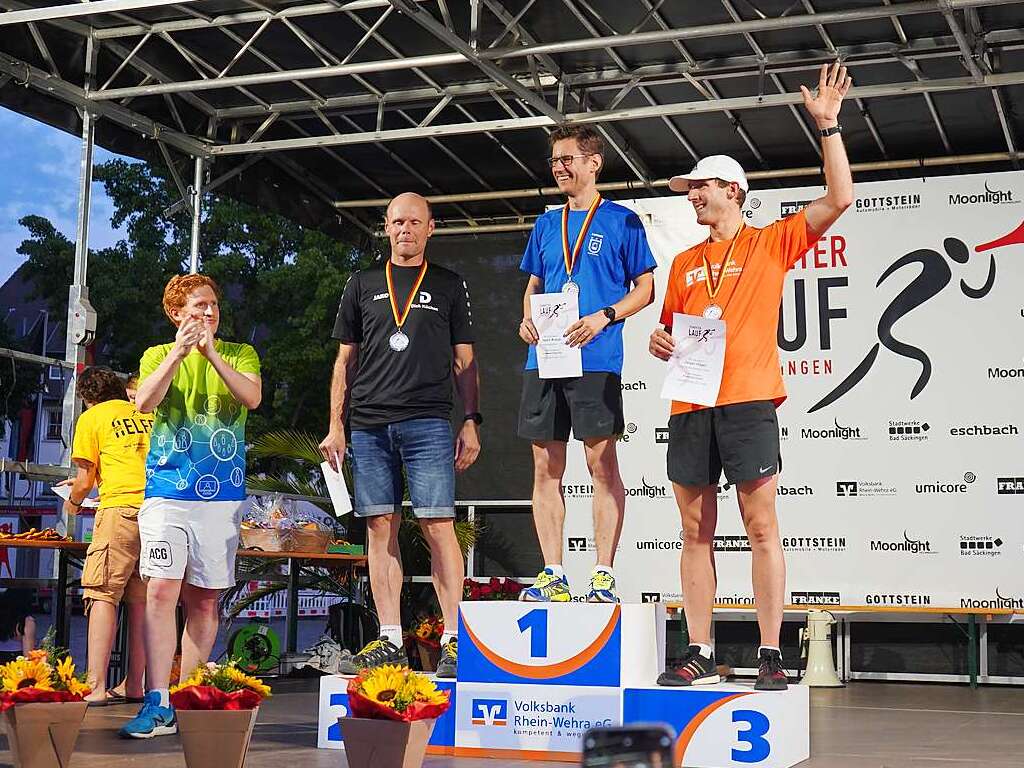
left=176, top=708, right=259, bottom=768
left=415, top=642, right=440, bottom=673
left=338, top=717, right=435, bottom=768
left=1, top=701, right=87, bottom=768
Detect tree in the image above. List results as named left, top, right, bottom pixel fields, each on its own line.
left=17, top=158, right=369, bottom=437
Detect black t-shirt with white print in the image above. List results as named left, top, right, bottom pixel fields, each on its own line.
left=333, top=260, right=475, bottom=429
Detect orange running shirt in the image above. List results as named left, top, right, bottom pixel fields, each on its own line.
left=660, top=210, right=813, bottom=414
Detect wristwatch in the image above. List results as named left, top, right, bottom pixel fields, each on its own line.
left=464, top=412, right=483, bottom=425
left=601, top=306, right=617, bottom=322
left=819, top=124, right=842, bottom=138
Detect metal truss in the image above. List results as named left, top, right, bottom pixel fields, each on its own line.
left=0, top=0, right=1022, bottom=234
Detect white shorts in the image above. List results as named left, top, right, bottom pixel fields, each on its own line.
left=138, top=497, right=243, bottom=589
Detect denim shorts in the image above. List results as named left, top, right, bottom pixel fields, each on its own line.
left=349, top=417, right=455, bottom=518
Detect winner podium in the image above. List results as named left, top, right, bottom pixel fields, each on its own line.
left=318, top=600, right=809, bottom=765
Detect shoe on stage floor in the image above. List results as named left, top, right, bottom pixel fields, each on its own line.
left=435, top=638, right=457, bottom=679
left=518, top=568, right=571, bottom=602
left=337, top=637, right=406, bottom=675
left=118, top=691, right=178, bottom=739
left=656, top=646, right=721, bottom=687
left=586, top=570, right=620, bottom=603
left=754, top=647, right=789, bottom=690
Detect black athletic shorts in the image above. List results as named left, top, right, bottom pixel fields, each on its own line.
left=518, top=370, right=625, bottom=442
left=667, top=400, right=781, bottom=487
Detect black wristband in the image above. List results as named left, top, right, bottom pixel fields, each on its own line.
left=819, top=124, right=842, bottom=138
left=463, top=412, right=483, bottom=425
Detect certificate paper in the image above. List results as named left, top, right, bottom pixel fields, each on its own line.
left=659, top=312, right=726, bottom=407
left=320, top=460, right=353, bottom=516
left=530, top=292, right=583, bottom=379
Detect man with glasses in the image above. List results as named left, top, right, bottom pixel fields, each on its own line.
left=517, top=125, right=657, bottom=603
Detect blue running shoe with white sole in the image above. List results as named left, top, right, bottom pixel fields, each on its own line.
left=118, top=691, right=177, bottom=739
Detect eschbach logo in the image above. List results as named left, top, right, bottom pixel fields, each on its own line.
left=961, top=588, right=1024, bottom=610
left=621, top=380, right=647, bottom=392
left=866, top=593, right=932, bottom=606
left=889, top=419, right=929, bottom=441
left=800, top=419, right=865, bottom=441
left=778, top=484, right=813, bottom=496
left=960, top=535, right=1002, bottom=558
left=791, top=591, right=841, bottom=605
left=855, top=193, right=922, bottom=213
left=949, top=181, right=1017, bottom=206
left=869, top=530, right=935, bottom=555
left=997, top=477, right=1024, bottom=494
left=915, top=472, right=975, bottom=494
left=471, top=698, right=508, bottom=727
left=949, top=423, right=1018, bottom=437
left=836, top=479, right=897, bottom=497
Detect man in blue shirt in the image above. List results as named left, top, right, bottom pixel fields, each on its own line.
left=518, top=124, right=657, bottom=603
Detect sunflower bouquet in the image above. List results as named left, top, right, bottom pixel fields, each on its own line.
left=170, top=660, right=272, bottom=710
left=0, top=649, right=91, bottom=711
left=347, top=664, right=450, bottom=722
left=410, top=615, right=444, bottom=649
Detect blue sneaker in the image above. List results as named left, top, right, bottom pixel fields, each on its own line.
left=519, top=568, right=571, bottom=602
left=118, top=691, right=177, bottom=739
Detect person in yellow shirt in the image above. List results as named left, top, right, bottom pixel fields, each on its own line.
left=65, top=366, right=153, bottom=705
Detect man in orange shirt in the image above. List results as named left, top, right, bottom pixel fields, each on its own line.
left=650, top=63, right=854, bottom=690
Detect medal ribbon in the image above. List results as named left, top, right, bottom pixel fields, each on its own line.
left=386, top=259, right=428, bottom=332
left=561, top=194, right=602, bottom=282
left=700, top=222, right=745, bottom=302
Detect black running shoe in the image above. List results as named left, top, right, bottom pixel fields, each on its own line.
left=754, top=647, right=789, bottom=691
left=337, top=638, right=405, bottom=675
left=656, top=645, right=720, bottom=687
left=435, top=638, right=457, bottom=679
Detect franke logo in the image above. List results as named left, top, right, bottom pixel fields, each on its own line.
left=780, top=200, right=812, bottom=217
left=655, top=427, right=669, bottom=444
left=714, top=536, right=847, bottom=553
left=949, top=181, right=1018, bottom=206
left=869, top=531, right=935, bottom=555
left=997, top=477, right=1024, bottom=494
left=791, top=591, right=841, bottom=605
left=800, top=419, right=865, bottom=441
left=855, top=193, right=922, bottom=213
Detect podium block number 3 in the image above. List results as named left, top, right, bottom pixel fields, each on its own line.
left=517, top=609, right=548, bottom=658
left=731, top=710, right=770, bottom=763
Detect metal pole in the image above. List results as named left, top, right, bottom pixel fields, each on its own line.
left=189, top=155, right=203, bottom=273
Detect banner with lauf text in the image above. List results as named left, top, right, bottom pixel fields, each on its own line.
left=560, top=169, right=1024, bottom=610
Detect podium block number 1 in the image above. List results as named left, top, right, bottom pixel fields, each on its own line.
left=517, top=608, right=548, bottom=658
left=732, top=710, right=770, bottom=763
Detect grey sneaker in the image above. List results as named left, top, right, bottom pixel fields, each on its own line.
left=435, top=638, right=457, bottom=679
left=337, top=638, right=405, bottom=675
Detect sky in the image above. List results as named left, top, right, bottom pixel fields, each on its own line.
left=0, top=106, right=127, bottom=286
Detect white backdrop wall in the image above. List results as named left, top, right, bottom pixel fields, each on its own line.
left=560, top=170, right=1024, bottom=609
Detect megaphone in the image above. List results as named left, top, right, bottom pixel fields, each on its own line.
left=799, top=609, right=844, bottom=687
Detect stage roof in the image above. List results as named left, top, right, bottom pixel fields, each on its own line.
left=1, top=0, right=1023, bottom=242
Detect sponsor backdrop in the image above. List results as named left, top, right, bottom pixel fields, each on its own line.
left=560, top=170, right=1024, bottom=610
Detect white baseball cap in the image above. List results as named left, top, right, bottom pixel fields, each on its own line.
left=668, top=155, right=749, bottom=193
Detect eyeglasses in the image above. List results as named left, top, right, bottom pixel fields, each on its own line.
left=547, top=153, right=594, bottom=168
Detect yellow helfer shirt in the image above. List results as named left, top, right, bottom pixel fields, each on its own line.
left=71, top=399, right=155, bottom=509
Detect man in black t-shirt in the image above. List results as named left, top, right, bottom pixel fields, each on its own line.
left=320, top=192, right=480, bottom=679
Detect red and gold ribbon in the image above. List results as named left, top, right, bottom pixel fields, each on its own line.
left=560, top=194, right=602, bottom=281
left=385, top=259, right=428, bottom=331
left=700, top=222, right=745, bottom=302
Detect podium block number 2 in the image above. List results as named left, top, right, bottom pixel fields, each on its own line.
left=517, top=608, right=548, bottom=658
left=731, top=710, right=770, bottom=763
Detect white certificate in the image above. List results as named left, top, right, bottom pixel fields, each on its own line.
left=320, top=460, right=353, bottom=516
left=530, top=292, right=583, bottom=379
left=659, top=312, right=726, bottom=407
